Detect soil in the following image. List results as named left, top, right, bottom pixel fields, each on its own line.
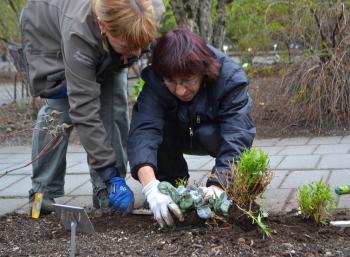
left=0, top=209, right=349, bottom=257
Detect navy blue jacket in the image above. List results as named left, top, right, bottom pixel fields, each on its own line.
left=128, top=47, right=256, bottom=186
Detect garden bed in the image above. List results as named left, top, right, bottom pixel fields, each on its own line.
left=0, top=209, right=349, bottom=256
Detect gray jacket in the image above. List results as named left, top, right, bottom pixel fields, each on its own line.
left=20, top=0, right=164, bottom=170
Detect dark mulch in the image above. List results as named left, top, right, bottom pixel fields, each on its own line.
left=0, top=209, right=349, bottom=256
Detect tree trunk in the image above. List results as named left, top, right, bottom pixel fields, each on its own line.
left=197, top=0, right=212, bottom=43
left=170, top=0, right=200, bottom=33
left=169, top=0, right=232, bottom=49
left=212, top=0, right=229, bottom=49
left=170, top=0, right=212, bottom=42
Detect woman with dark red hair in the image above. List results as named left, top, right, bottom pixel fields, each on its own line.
left=128, top=28, right=256, bottom=227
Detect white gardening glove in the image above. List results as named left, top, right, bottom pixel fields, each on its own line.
left=142, top=180, right=184, bottom=228
left=200, top=186, right=224, bottom=202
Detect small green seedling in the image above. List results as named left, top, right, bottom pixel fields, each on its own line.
left=175, top=177, right=188, bottom=188
left=228, top=147, right=272, bottom=206
left=131, top=79, right=145, bottom=102
left=298, top=178, right=336, bottom=225
left=235, top=204, right=271, bottom=239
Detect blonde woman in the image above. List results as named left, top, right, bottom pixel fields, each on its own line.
left=20, top=0, right=164, bottom=215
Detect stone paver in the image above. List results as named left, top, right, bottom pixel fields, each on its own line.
left=253, top=138, right=280, bottom=147
left=0, top=154, right=32, bottom=164
left=0, top=175, right=28, bottom=191
left=307, top=136, right=342, bottom=145
left=259, top=146, right=284, bottom=155
left=314, top=144, right=350, bottom=154
left=276, top=137, right=310, bottom=146
left=269, top=155, right=284, bottom=169
left=0, top=146, right=31, bottom=154
left=0, top=198, right=28, bottom=216
left=327, top=169, right=350, bottom=187
left=66, top=153, right=87, bottom=163
left=340, top=135, right=350, bottom=144
left=338, top=195, right=350, bottom=209
left=283, top=190, right=299, bottom=212
left=278, top=145, right=317, bottom=155
left=199, top=158, right=215, bottom=170
left=66, top=162, right=90, bottom=173
left=185, top=156, right=213, bottom=170
left=281, top=170, right=330, bottom=188
left=68, top=178, right=92, bottom=195
left=277, top=155, right=320, bottom=170
left=256, top=188, right=293, bottom=213
left=0, top=176, right=31, bottom=197
left=64, top=175, right=91, bottom=195
left=2, top=165, right=32, bottom=175
left=318, top=154, right=350, bottom=169
left=1, top=135, right=350, bottom=216
left=268, top=170, right=290, bottom=189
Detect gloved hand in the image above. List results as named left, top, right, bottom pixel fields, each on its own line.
left=200, top=186, right=224, bottom=202
left=108, top=177, right=134, bottom=215
left=143, top=180, right=184, bottom=228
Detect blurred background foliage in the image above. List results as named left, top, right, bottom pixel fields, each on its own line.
left=0, top=0, right=26, bottom=45
left=1, top=0, right=349, bottom=54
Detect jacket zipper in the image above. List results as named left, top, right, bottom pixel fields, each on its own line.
left=189, top=126, right=194, bottom=148
left=189, top=114, right=200, bottom=148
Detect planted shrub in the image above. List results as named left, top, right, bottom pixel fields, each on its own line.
left=298, top=178, right=336, bottom=225
left=228, top=147, right=272, bottom=207
left=218, top=147, right=273, bottom=238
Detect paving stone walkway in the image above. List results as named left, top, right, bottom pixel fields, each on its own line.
left=1, top=135, right=350, bottom=216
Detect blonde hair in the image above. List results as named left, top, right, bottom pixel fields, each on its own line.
left=92, top=0, right=157, bottom=50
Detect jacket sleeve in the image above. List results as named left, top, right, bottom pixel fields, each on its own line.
left=207, top=61, right=256, bottom=188
left=127, top=69, right=169, bottom=180
left=62, top=31, right=117, bottom=170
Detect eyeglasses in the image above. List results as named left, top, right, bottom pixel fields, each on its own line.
left=163, top=78, right=199, bottom=88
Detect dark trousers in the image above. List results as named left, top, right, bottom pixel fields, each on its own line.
left=156, top=120, right=222, bottom=185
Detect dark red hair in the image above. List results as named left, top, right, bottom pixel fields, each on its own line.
left=152, top=28, right=221, bottom=80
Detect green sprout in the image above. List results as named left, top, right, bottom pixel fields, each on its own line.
left=131, top=79, right=145, bottom=102
left=175, top=177, right=188, bottom=188
left=252, top=210, right=271, bottom=239
left=236, top=204, right=271, bottom=239
left=298, top=178, right=336, bottom=225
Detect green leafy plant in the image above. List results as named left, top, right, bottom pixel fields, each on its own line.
left=158, top=182, right=231, bottom=220
left=298, top=178, right=336, bottom=225
left=228, top=147, right=272, bottom=207
left=131, top=79, right=145, bottom=102
left=175, top=177, right=188, bottom=188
